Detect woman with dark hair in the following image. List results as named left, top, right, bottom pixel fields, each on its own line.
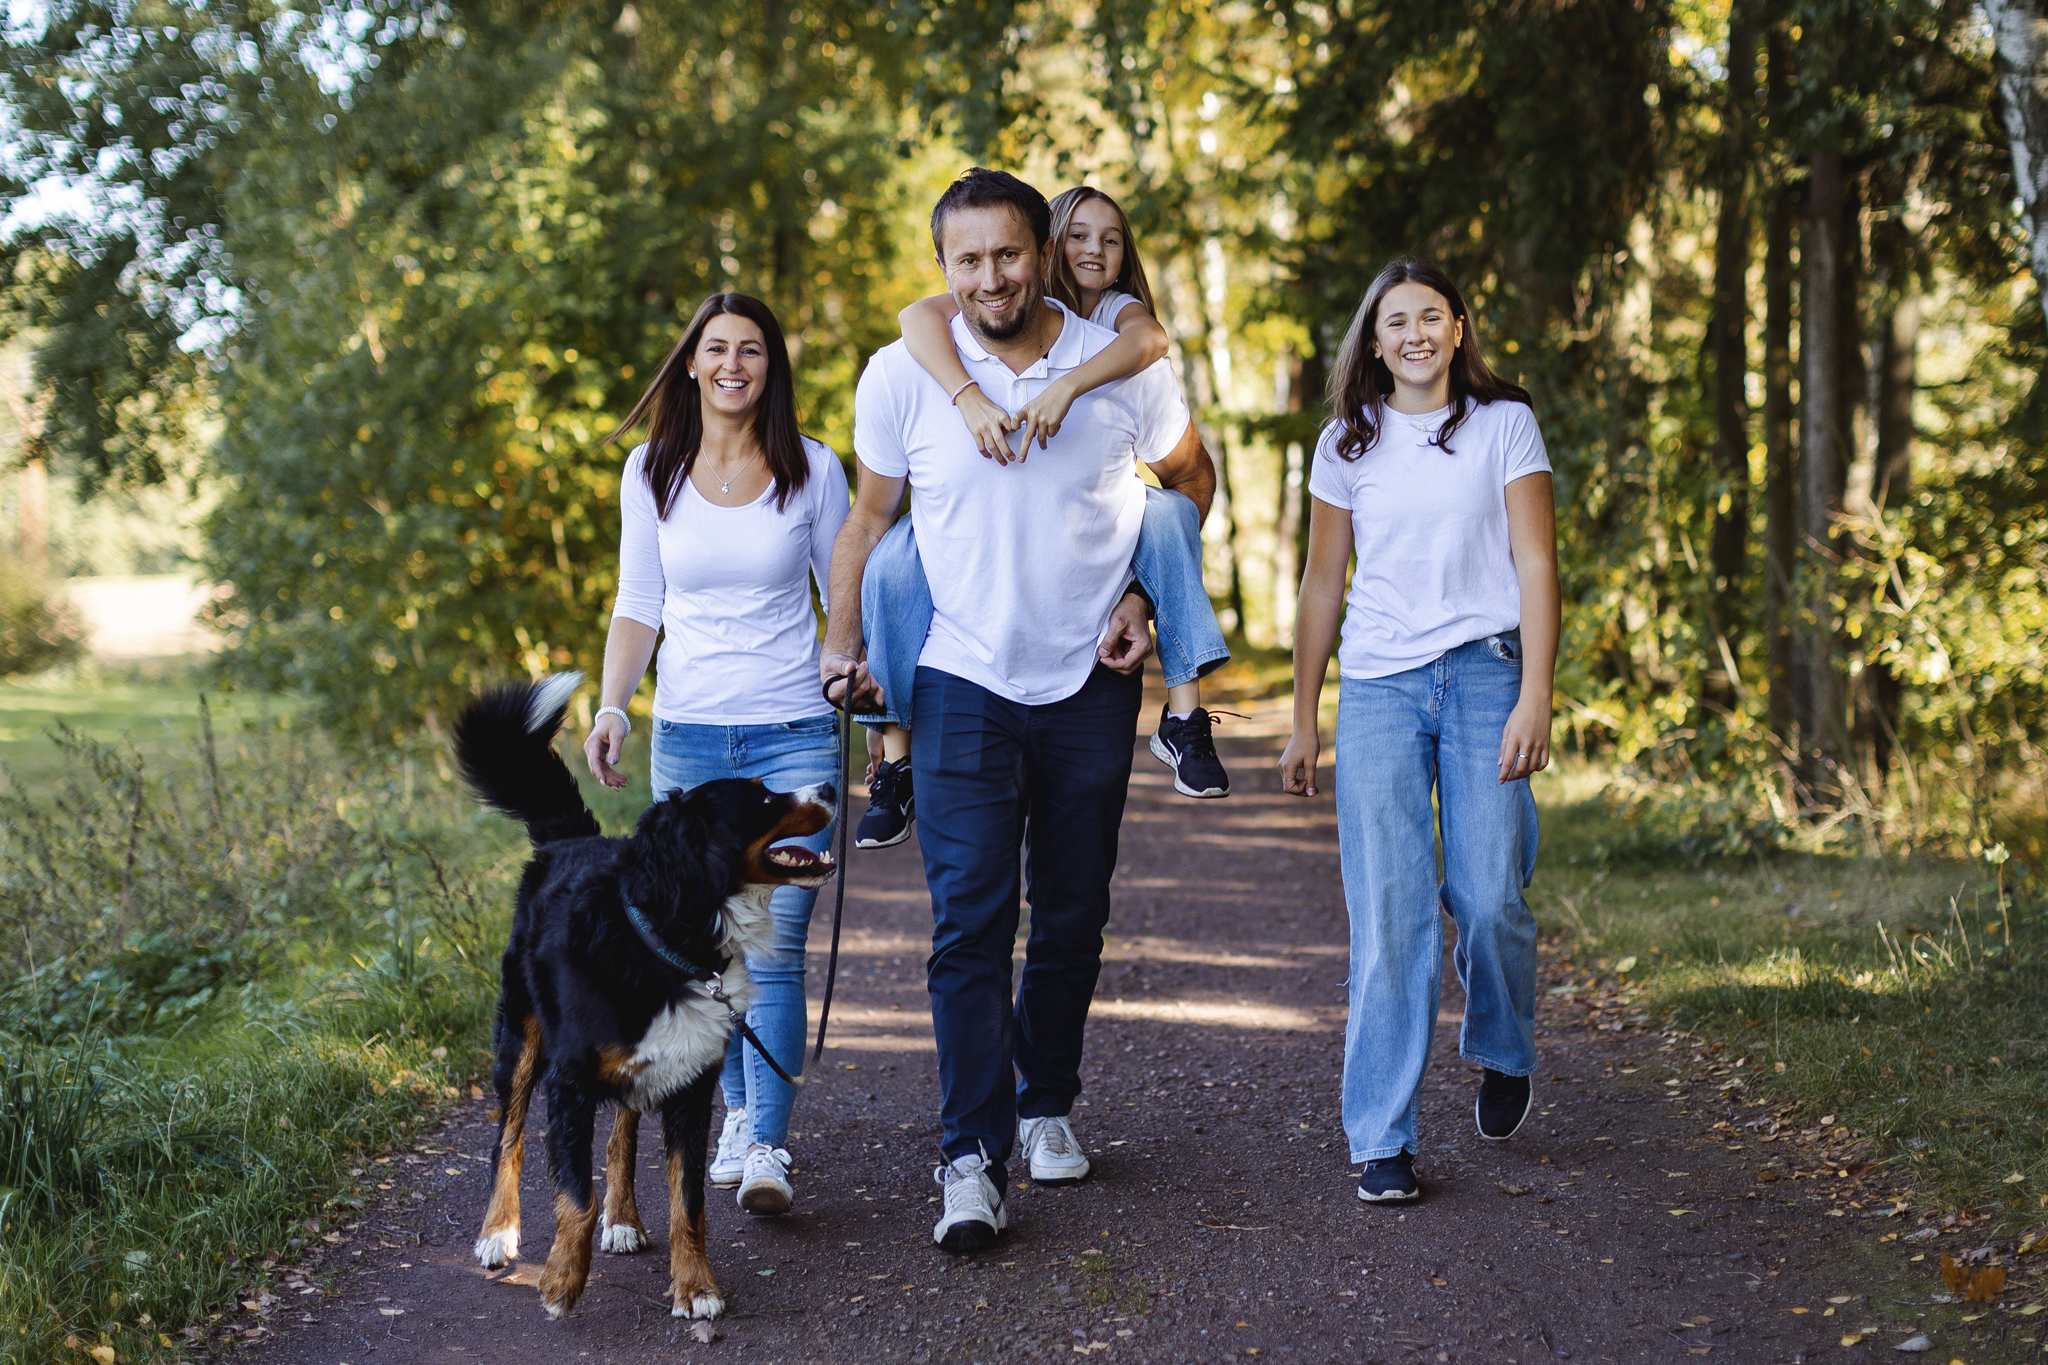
left=1278, top=260, right=1560, bottom=1203
left=583, top=292, right=848, bottom=1218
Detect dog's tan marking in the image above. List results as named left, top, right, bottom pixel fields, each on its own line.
left=597, top=1045, right=651, bottom=1086
left=599, top=1106, right=648, bottom=1253
left=474, top=1014, right=542, bottom=1266
left=666, top=1149, right=724, bottom=1318
left=536, top=1189, right=603, bottom=1318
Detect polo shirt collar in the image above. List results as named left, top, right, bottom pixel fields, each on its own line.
left=948, top=297, right=1082, bottom=379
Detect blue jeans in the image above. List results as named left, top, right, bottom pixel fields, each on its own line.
left=860, top=486, right=1230, bottom=727
left=649, top=714, right=839, bottom=1148
left=913, top=663, right=1142, bottom=1192
left=1334, top=633, right=1539, bottom=1163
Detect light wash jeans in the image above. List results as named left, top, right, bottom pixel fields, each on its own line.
left=1335, top=632, right=1539, bottom=1163
left=649, top=714, right=839, bottom=1148
left=859, top=485, right=1230, bottom=727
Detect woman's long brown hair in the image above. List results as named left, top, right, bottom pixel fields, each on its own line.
left=1326, top=260, right=1530, bottom=460
left=607, top=293, right=809, bottom=516
left=1045, top=187, right=1156, bottom=319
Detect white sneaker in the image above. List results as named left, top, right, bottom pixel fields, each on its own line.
left=737, top=1144, right=794, bottom=1215
left=1019, top=1115, right=1091, bottom=1186
left=931, top=1150, right=1006, bottom=1254
left=709, top=1107, right=748, bottom=1188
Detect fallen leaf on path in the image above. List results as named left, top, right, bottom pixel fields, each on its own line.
left=1893, top=1334, right=1931, bottom=1352
left=1497, top=1183, right=1529, bottom=1197
left=1903, top=1227, right=1940, bottom=1242
left=1940, top=1254, right=2006, bottom=1301
left=687, top=1321, right=719, bottom=1344
left=1827, top=1295, right=1854, bottom=1304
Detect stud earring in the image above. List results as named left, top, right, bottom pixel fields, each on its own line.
left=688, top=371, right=697, bottom=379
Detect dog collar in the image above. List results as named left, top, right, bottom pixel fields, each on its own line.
left=621, top=898, right=715, bottom=980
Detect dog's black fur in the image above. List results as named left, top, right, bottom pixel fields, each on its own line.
left=454, top=674, right=834, bottom=1320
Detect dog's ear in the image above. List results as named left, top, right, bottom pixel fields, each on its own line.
left=617, top=793, right=709, bottom=921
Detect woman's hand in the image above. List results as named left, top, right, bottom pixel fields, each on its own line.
left=584, top=711, right=632, bottom=790
left=1278, top=728, right=1321, bottom=797
left=1497, top=696, right=1552, bottom=784
left=1014, top=378, right=1078, bottom=455
left=957, top=386, right=1022, bottom=465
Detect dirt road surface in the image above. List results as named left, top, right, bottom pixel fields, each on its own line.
left=240, top=704, right=1966, bottom=1364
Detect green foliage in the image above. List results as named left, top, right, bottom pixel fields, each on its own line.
left=0, top=549, right=83, bottom=677
left=0, top=696, right=511, bottom=1361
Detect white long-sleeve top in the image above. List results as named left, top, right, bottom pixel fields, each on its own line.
left=611, top=436, right=849, bottom=724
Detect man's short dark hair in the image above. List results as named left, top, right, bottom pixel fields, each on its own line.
left=930, top=168, right=1051, bottom=259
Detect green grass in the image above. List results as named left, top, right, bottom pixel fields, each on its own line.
left=0, top=678, right=535, bottom=1363
left=1533, top=763, right=2048, bottom=1236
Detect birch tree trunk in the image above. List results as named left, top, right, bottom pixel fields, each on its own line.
left=1983, top=0, right=2048, bottom=325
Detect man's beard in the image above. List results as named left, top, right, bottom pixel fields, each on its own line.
left=964, top=276, right=1043, bottom=344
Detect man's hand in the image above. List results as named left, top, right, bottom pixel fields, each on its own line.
left=821, top=649, right=886, bottom=712
left=583, top=711, right=632, bottom=790
left=1097, top=591, right=1154, bottom=674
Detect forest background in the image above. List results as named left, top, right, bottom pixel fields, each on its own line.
left=11, top=0, right=2048, bottom=858
left=7, top=2, right=2048, bottom=1360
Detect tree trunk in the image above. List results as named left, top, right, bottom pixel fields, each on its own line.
left=1871, top=293, right=1919, bottom=507
left=1763, top=183, right=1797, bottom=756
left=1983, top=0, right=2048, bottom=334
left=1793, top=149, right=1851, bottom=800
left=1705, top=2, right=1758, bottom=714
left=1858, top=275, right=1918, bottom=788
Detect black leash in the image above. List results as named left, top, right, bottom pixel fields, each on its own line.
left=622, top=900, right=801, bottom=1087
left=813, top=672, right=857, bottom=1063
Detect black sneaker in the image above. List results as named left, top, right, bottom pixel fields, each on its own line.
left=1148, top=706, right=1231, bottom=798
left=1355, top=1150, right=1419, bottom=1202
left=1476, top=1069, right=1533, bottom=1140
left=855, top=758, right=914, bottom=849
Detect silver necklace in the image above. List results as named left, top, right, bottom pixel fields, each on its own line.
left=708, top=452, right=761, bottom=496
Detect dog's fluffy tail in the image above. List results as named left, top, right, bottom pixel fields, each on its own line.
left=452, top=672, right=603, bottom=846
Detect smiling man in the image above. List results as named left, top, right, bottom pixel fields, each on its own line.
left=821, top=168, right=1216, bottom=1252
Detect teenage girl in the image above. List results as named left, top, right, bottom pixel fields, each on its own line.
left=1278, top=260, right=1560, bottom=1203
left=852, top=186, right=1233, bottom=848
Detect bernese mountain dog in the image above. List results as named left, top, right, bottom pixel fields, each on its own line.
left=452, top=673, right=835, bottom=1321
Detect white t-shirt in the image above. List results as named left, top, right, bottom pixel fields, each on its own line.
left=1306, top=398, right=1551, bottom=680
left=1089, top=290, right=1144, bottom=329
left=611, top=436, right=849, bottom=724
left=854, top=300, right=1190, bottom=705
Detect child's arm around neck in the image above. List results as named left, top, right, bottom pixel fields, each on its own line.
left=899, top=294, right=1019, bottom=464
left=1014, top=298, right=1172, bottom=453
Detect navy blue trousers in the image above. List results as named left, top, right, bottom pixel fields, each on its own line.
left=912, top=664, right=1142, bottom=1190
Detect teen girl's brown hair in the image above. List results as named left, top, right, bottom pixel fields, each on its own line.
left=608, top=293, right=810, bottom=516
left=1045, top=187, right=1156, bottom=318
left=1327, top=260, right=1531, bottom=460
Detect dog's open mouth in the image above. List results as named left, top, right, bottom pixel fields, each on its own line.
left=764, top=841, right=834, bottom=875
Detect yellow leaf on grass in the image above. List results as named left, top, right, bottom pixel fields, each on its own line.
left=1615, top=956, right=1638, bottom=974
left=88, top=1349, right=115, bottom=1365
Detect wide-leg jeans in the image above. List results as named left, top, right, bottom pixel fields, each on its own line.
left=649, top=714, right=839, bottom=1148
left=912, top=663, right=1142, bottom=1191
left=1334, top=634, right=1540, bottom=1163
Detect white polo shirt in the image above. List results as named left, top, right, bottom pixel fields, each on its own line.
left=854, top=300, right=1189, bottom=705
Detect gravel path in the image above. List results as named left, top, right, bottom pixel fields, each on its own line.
left=241, top=704, right=1955, bottom=1364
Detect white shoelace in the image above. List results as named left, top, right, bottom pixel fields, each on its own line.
left=1029, top=1118, right=1075, bottom=1156
left=743, top=1145, right=791, bottom=1182
left=714, top=1109, right=749, bottom=1165
left=935, top=1155, right=993, bottom=1216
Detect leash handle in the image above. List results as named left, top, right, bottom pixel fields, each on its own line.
left=812, top=673, right=855, bottom=1063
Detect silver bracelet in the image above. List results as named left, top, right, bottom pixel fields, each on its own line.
left=595, top=705, right=631, bottom=735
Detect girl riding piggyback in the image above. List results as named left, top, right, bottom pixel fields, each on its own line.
left=851, top=187, right=1236, bottom=848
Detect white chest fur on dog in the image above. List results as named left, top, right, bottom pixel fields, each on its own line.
left=622, top=884, right=780, bottom=1112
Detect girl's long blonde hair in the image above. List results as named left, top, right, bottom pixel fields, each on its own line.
left=1045, top=187, right=1155, bottom=318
